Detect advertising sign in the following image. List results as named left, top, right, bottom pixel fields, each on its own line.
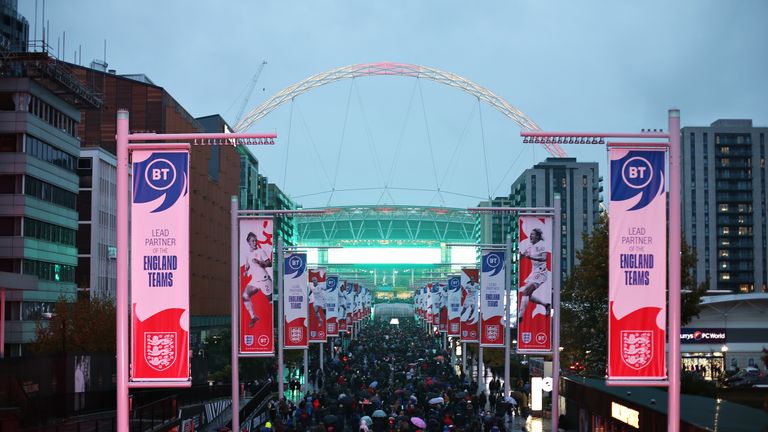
left=431, top=283, right=441, bottom=326
left=339, top=280, right=349, bottom=333
left=608, top=149, right=667, bottom=380
left=480, top=251, right=505, bottom=347
left=517, top=215, right=553, bottom=353
left=680, top=328, right=727, bottom=344
left=426, top=283, right=434, bottom=324
left=447, top=276, right=462, bottom=336
left=438, top=282, right=448, bottom=333
left=326, top=276, right=340, bottom=337
left=238, top=218, right=274, bottom=356
left=130, top=150, right=189, bottom=382
left=460, top=268, right=480, bottom=343
left=308, top=268, right=327, bottom=342
left=283, top=253, right=308, bottom=349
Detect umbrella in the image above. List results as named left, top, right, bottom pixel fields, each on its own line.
left=410, top=417, right=427, bottom=428
left=428, top=397, right=444, bottom=405
left=369, top=381, right=379, bottom=389
left=322, top=414, right=338, bottom=425
left=361, top=416, right=373, bottom=426
left=372, top=409, right=387, bottom=418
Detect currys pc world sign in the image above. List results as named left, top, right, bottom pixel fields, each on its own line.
left=680, top=328, right=727, bottom=344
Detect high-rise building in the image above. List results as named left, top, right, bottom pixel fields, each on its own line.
left=509, top=158, right=602, bottom=282
left=682, top=119, right=768, bottom=294
left=75, top=147, right=117, bottom=300
left=0, top=76, right=92, bottom=356
left=266, top=183, right=298, bottom=246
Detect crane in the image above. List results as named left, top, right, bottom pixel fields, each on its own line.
left=233, top=60, right=267, bottom=125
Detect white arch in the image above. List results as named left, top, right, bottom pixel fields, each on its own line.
left=234, top=62, right=566, bottom=157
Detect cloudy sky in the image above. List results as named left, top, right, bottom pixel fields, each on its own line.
left=20, top=1, right=768, bottom=209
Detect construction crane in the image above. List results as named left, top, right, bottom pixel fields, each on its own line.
left=233, top=60, right=267, bottom=125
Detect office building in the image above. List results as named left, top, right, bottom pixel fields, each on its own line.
left=681, top=119, right=768, bottom=293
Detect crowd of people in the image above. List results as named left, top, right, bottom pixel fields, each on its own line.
left=263, top=318, right=528, bottom=432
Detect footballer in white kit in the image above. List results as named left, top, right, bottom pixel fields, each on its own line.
left=518, top=227, right=551, bottom=322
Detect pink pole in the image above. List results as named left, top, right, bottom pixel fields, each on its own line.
left=230, top=196, right=240, bottom=431
left=668, top=109, right=681, bottom=432
left=1, top=288, right=5, bottom=359
left=116, top=109, right=130, bottom=432
left=551, top=195, right=561, bottom=432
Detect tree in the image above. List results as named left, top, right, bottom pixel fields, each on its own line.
left=31, top=295, right=116, bottom=353
left=560, top=213, right=705, bottom=376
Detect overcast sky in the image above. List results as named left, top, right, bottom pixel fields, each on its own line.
left=20, top=1, right=768, bottom=209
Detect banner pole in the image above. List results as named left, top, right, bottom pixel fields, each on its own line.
left=303, top=349, right=309, bottom=394
left=230, top=196, right=240, bottom=431
left=462, top=342, right=467, bottom=376
left=116, top=110, right=129, bottom=432
left=668, top=109, right=682, bottom=432
left=320, top=342, right=324, bottom=373
left=552, top=194, right=562, bottom=432
left=478, top=346, right=484, bottom=395
left=504, top=234, right=512, bottom=395
left=277, top=237, right=284, bottom=399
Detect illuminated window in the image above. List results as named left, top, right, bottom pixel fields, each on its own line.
left=740, top=284, right=750, bottom=293
left=722, top=227, right=730, bottom=235
left=719, top=250, right=729, bottom=258
left=719, top=204, right=729, bottom=212
left=722, top=273, right=731, bottom=280
left=721, top=146, right=730, bottom=154
left=738, top=227, right=750, bottom=235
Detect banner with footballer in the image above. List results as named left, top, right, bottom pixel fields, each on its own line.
left=238, top=218, right=274, bottom=356
left=517, top=215, right=553, bottom=353
left=283, top=253, right=308, bottom=349
left=447, top=276, right=462, bottom=336
left=130, top=150, right=190, bottom=382
left=325, top=276, right=339, bottom=337
left=308, top=268, right=327, bottom=342
left=338, top=281, right=349, bottom=333
left=460, top=268, right=480, bottom=343
left=608, top=148, right=667, bottom=381
left=480, top=251, right=505, bottom=347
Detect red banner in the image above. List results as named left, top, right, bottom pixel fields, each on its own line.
left=238, top=218, right=274, bottom=356
left=460, top=269, right=480, bottom=343
left=130, top=150, right=190, bottom=382
left=608, top=149, right=667, bottom=380
left=339, top=281, right=349, bottom=333
left=517, top=216, right=553, bottom=353
left=308, top=268, right=327, bottom=342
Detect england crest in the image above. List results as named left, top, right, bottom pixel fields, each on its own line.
left=522, top=332, right=532, bottom=344
left=289, top=327, right=304, bottom=343
left=244, top=335, right=254, bottom=347
left=145, top=332, right=176, bottom=372
left=621, top=330, right=653, bottom=370
left=485, top=325, right=499, bottom=341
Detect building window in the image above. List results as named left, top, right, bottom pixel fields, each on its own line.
left=28, top=96, right=77, bottom=138
left=23, top=218, right=76, bottom=246
left=25, top=135, right=77, bottom=173
left=721, top=273, right=730, bottom=281
left=719, top=204, right=729, bottom=212
left=22, top=259, right=75, bottom=283
left=24, top=176, right=77, bottom=210
left=721, top=227, right=729, bottom=235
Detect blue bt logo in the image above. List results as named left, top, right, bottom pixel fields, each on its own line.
left=289, top=256, right=302, bottom=270
left=621, top=157, right=653, bottom=189
left=144, top=158, right=177, bottom=191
